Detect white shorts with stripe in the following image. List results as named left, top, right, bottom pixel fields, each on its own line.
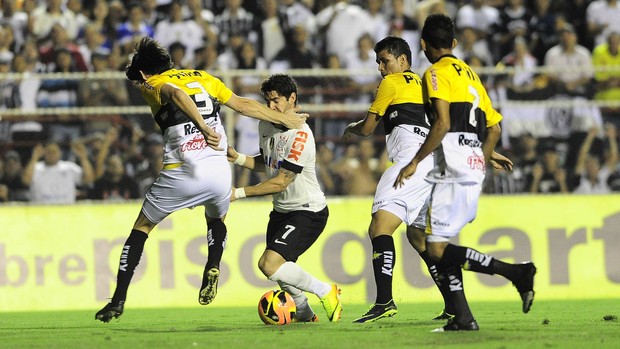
left=142, top=156, right=232, bottom=224
left=372, top=159, right=433, bottom=228
left=426, top=182, right=482, bottom=242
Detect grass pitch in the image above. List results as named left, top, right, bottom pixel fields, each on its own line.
left=2, top=299, right=619, bottom=349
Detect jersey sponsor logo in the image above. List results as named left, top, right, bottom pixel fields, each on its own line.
left=264, top=155, right=283, bottom=169
left=430, top=68, right=438, bottom=91
left=413, top=126, right=427, bottom=138
left=381, top=250, right=394, bottom=276
left=465, top=248, right=492, bottom=267
left=287, top=130, right=308, bottom=161
left=119, top=245, right=130, bottom=271
left=458, top=134, right=482, bottom=147
left=467, top=151, right=485, bottom=172
left=183, top=123, right=202, bottom=135
left=180, top=134, right=207, bottom=152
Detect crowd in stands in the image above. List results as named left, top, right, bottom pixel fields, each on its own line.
left=1, top=0, right=620, bottom=203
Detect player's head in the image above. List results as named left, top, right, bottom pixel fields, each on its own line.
left=126, top=36, right=173, bottom=82
left=373, top=36, right=412, bottom=76
left=260, top=74, right=298, bottom=113
left=421, top=14, right=457, bottom=63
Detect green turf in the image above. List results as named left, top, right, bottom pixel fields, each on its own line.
left=1, top=300, right=619, bottom=349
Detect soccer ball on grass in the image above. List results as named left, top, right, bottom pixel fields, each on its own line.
left=257, top=290, right=296, bottom=325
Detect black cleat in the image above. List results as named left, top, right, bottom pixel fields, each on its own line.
left=513, top=262, right=537, bottom=313
left=199, top=268, right=220, bottom=305
left=432, top=309, right=455, bottom=321
left=432, top=317, right=479, bottom=332
left=353, top=300, right=398, bottom=323
left=95, top=301, right=124, bottom=323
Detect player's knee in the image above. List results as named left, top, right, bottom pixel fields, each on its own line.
left=406, top=227, right=426, bottom=253
left=258, top=255, right=275, bottom=278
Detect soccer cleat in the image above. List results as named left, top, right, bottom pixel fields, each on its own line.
left=432, top=309, right=455, bottom=321
left=199, top=268, right=220, bottom=305
left=512, top=262, right=537, bottom=313
left=353, top=300, right=398, bottom=323
left=319, top=284, right=342, bottom=322
left=95, top=301, right=124, bottom=323
left=432, top=317, right=479, bottom=332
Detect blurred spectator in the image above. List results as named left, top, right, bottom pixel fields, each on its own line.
left=78, top=49, right=129, bottom=109
left=455, top=0, right=499, bottom=44
left=337, top=139, right=385, bottom=196
left=216, top=32, right=245, bottom=69
left=67, top=0, right=90, bottom=35
left=593, top=31, right=620, bottom=100
left=36, top=47, right=80, bottom=108
left=270, top=24, right=319, bottom=71
left=344, top=33, right=380, bottom=104
left=528, top=0, right=560, bottom=64
left=117, top=1, right=155, bottom=56
left=572, top=124, right=618, bottom=193
left=315, top=141, right=339, bottom=195
left=193, top=44, right=219, bottom=70
left=387, top=0, right=419, bottom=53
left=78, top=23, right=112, bottom=71
left=214, top=0, right=258, bottom=52
left=169, top=41, right=188, bottom=69
left=39, top=24, right=88, bottom=72
left=133, top=133, right=164, bottom=197
left=491, top=0, right=532, bottom=62
left=500, top=36, right=538, bottom=91
left=22, top=141, right=95, bottom=204
left=141, top=0, right=165, bottom=27
left=544, top=23, right=594, bottom=96
left=530, top=144, right=569, bottom=193
left=259, top=0, right=285, bottom=64
left=154, top=0, right=204, bottom=66
left=511, top=132, right=539, bottom=192
left=0, top=150, right=29, bottom=201
left=13, top=39, right=45, bottom=111
left=586, top=0, right=620, bottom=48
left=315, top=0, right=374, bottom=64
left=453, top=26, right=494, bottom=66
left=0, top=24, right=15, bottom=59
left=89, top=154, right=140, bottom=200
left=0, top=0, right=29, bottom=53
left=365, top=0, right=389, bottom=43
left=0, top=52, right=20, bottom=109
left=30, top=0, right=79, bottom=41
left=278, top=0, right=317, bottom=46
left=185, top=0, right=219, bottom=48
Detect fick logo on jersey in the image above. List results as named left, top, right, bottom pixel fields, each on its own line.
left=287, top=131, right=308, bottom=161
left=180, top=134, right=207, bottom=152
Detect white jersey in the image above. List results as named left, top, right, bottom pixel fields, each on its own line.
left=258, top=121, right=326, bottom=213
left=30, top=161, right=82, bottom=204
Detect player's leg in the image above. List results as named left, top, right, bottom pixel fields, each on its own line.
left=406, top=226, right=455, bottom=320
left=353, top=209, right=401, bottom=323
left=95, top=211, right=157, bottom=323
left=198, top=213, right=228, bottom=305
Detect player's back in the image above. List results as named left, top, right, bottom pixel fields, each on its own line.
left=141, top=69, right=232, bottom=164
left=422, top=55, right=502, bottom=183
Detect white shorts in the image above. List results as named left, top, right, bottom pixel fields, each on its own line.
left=142, top=156, right=232, bottom=224
left=426, top=182, right=482, bottom=242
left=372, top=160, right=433, bottom=228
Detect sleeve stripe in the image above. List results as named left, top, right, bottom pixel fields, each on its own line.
left=281, top=159, right=303, bottom=174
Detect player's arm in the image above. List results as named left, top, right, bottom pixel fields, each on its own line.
left=231, top=167, right=297, bottom=201
left=160, top=83, right=222, bottom=150
left=394, top=97, right=450, bottom=188
left=227, top=146, right=266, bottom=172
left=342, top=111, right=381, bottom=140
left=482, top=123, right=501, bottom=165
left=225, top=93, right=308, bottom=129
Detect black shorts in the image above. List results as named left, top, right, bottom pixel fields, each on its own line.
left=265, top=206, right=329, bottom=262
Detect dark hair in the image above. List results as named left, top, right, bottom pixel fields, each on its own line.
left=126, top=37, right=173, bottom=81
left=373, top=36, right=412, bottom=66
left=421, top=14, right=455, bottom=50
left=260, top=74, right=298, bottom=101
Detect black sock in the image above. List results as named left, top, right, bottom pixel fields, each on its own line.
left=206, top=218, right=227, bottom=270
left=441, top=244, right=520, bottom=280
left=111, top=229, right=148, bottom=305
left=371, top=235, right=395, bottom=304
left=420, top=250, right=454, bottom=314
left=442, top=266, right=474, bottom=324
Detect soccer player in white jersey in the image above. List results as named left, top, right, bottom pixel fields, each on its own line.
left=95, top=37, right=307, bottom=323
left=395, top=14, right=536, bottom=331
left=227, top=74, right=342, bottom=322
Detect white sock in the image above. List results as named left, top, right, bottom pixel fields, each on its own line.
left=278, top=282, right=314, bottom=321
left=269, top=261, right=332, bottom=298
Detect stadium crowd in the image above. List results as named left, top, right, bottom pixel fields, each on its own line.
left=1, top=0, right=620, bottom=203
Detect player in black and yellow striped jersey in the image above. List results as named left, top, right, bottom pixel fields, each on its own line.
left=342, top=36, right=453, bottom=324
left=395, top=14, right=537, bottom=332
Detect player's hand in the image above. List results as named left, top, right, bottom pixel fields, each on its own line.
left=394, top=161, right=418, bottom=189
left=202, top=128, right=223, bottom=151
left=226, top=146, right=238, bottom=163
left=341, top=122, right=356, bottom=142
left=283, top=106, right=309, bottom=129
left=490, top=151, right=513, bottom=172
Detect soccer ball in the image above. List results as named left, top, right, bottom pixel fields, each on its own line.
left=257, top=290, right=296, bottom=325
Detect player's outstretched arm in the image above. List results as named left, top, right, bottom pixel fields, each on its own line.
left=231, top=168, right=296, bottom=202
left=225, top=94, right=308, bottom=129
left=227, top=146, right=264, bottom=172
left=341, top=112, right=381, bottom=141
